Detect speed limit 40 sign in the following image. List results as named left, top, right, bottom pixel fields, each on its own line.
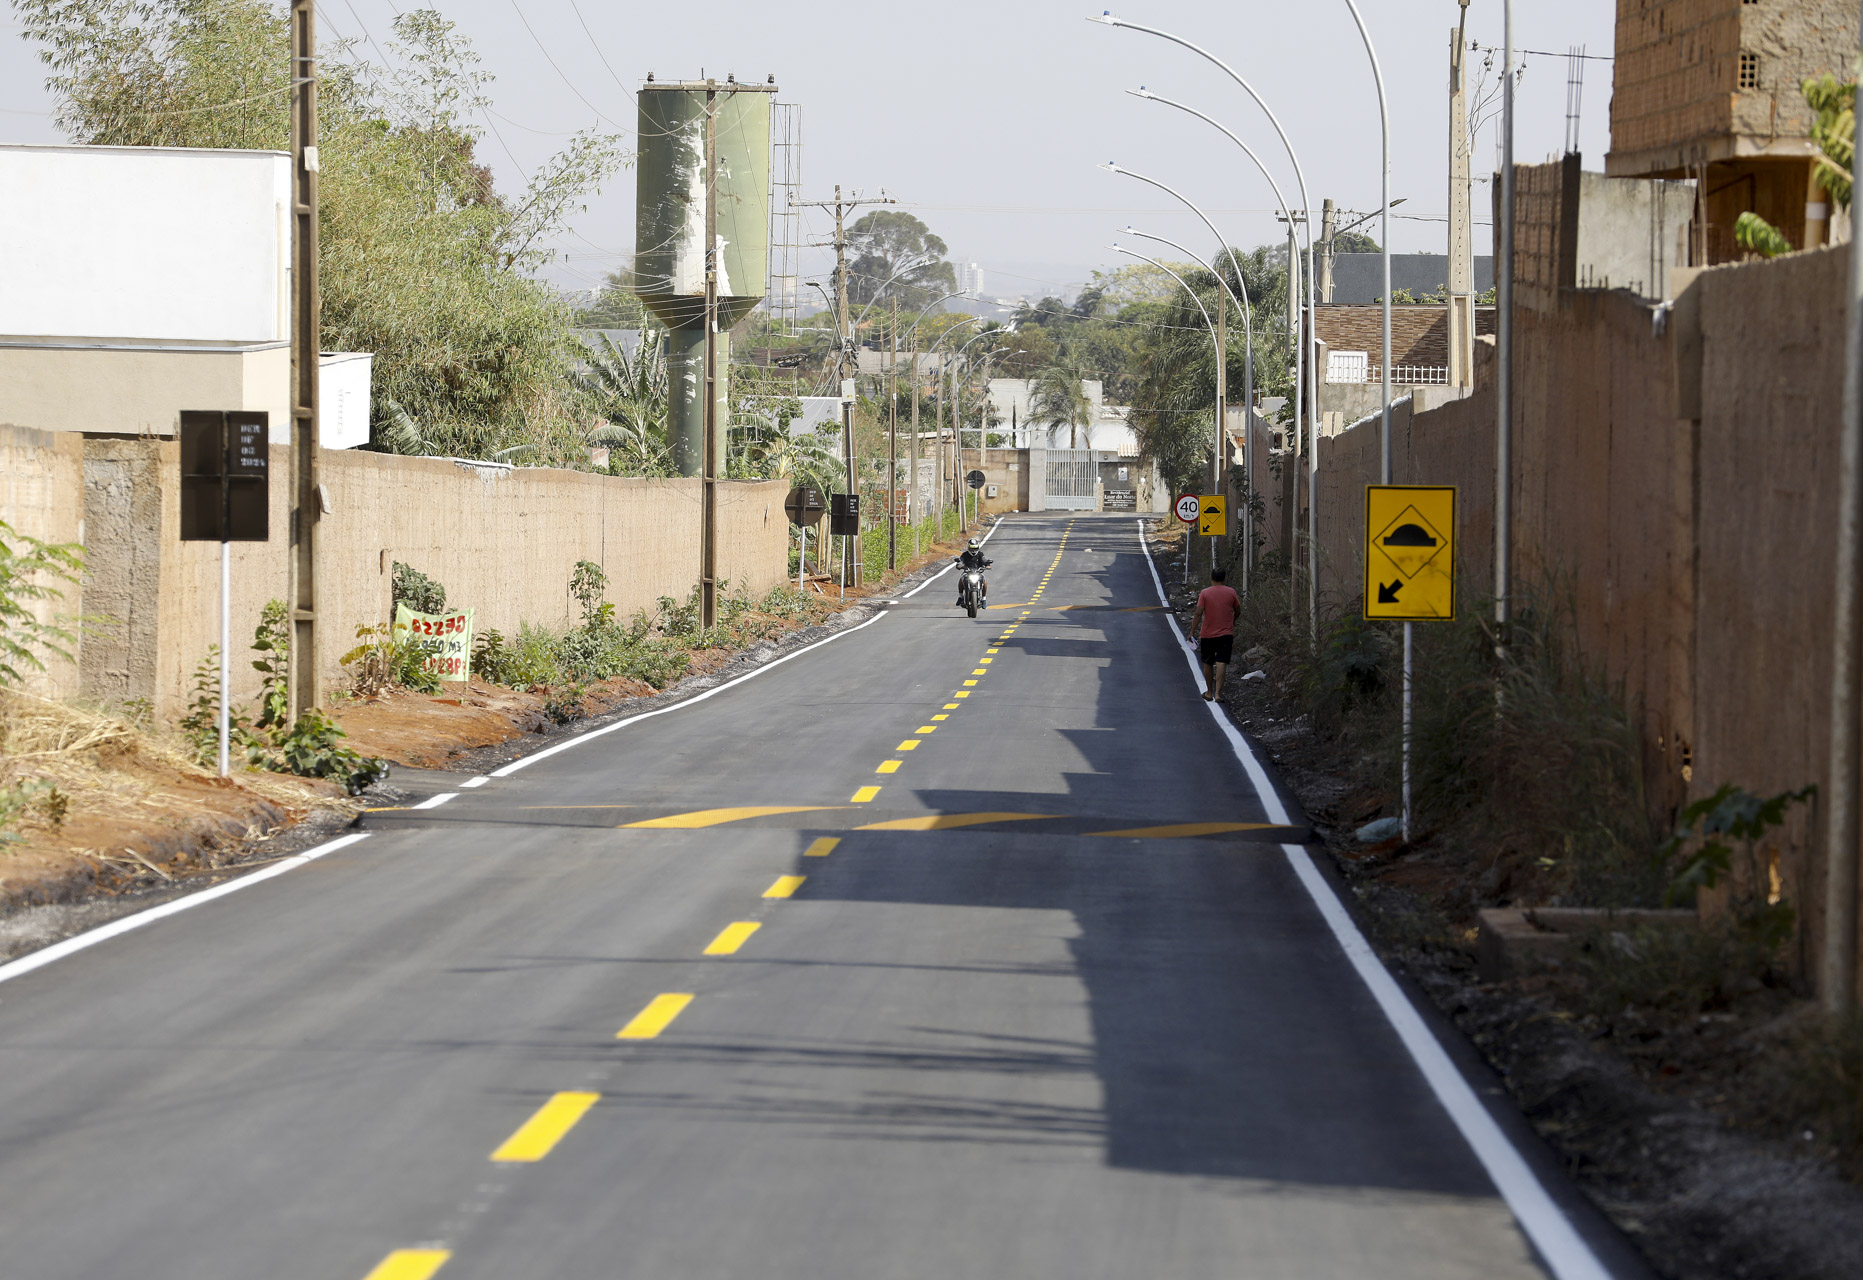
left=1174, top=493, right=1201, bottom=523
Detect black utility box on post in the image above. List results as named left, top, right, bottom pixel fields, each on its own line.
left=180, top=410, right=270, bottom=542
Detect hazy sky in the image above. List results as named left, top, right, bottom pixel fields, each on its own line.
left=1, top=0, right=1618, bottom=300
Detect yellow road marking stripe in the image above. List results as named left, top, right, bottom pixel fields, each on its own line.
left=763, top=875, right=806, bottom=899
left=962, top=680, right=978, bottom=687
left=852, top=785, right=881, bottom=802
left=623, top=806, right=841, bottom=829
left=916, top=724, right=937, bottom=733
left=707, top=922, right=763, bottom=955
left=617, top=993, right=693, bottom=1039
left=1089, top=822, right=1284, bottom=838
left=876, top=760, right=902, bottom=774
left=954, top=691, right=970, bottom=697
left=490, top=1091, right=600, bottom=1162
left=855, top=812, right=1050, bottom=831
left=362, top=1249, right=451, bottom=1280
left=897, top=740, right=920, bottom=750
left=941, top=703, right=958, bottom=709
left=970, top=668, right=987, bottom=675
left=804, top=836, right=840, bottom=857
left=986, top=648, right=999, bottom=654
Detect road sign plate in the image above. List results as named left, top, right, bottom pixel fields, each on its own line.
left=1364, top=485, right=1455, bottom=620
left=1197, top=495, right=1226, bottom=537
left=966, top=469, right=986, bottom=490
left=783, top=485, right=826, bottom=527
left=1174, top=493, right=1201, bottom=523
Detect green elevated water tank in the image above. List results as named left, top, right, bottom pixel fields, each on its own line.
left=635, top=80, right=774, bottom=476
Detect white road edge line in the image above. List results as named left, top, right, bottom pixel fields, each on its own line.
left=0, top=833, right=372, bottom=988
left=412, top=792, right=458, bottom=809
left=489, top=518, right=1006, bottom=777
left=460, top=776, right=490, bottom=789
left=1135, top=519, right=1612, bottom=1280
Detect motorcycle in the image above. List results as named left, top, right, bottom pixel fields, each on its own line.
left=958, top=567, right=986, bottom=618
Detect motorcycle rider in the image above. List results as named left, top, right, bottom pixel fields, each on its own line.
left=955, top=538, right=992, bottom=607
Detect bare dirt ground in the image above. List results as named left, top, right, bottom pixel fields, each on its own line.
left=1146, top=520, right=1863, bottom=1280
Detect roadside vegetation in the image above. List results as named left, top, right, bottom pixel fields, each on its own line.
left=1189, top=527, right=1863, bottom=1180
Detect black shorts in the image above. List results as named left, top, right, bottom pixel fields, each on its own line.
left=1198, top=635, right=1234, bottom=666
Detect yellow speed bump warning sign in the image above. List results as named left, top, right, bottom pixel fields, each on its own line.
left=1196, top=495, right=1226, bottom=537
left=1364, top=485, right=1455, bottom=620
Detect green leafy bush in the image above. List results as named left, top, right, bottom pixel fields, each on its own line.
left=270, top=709, right=387, bottom=794
left=0, top=519, right=83, bottom=688
left=392, top=562, right=447, bottom=616
left=342, top=622, right=443, bottom=696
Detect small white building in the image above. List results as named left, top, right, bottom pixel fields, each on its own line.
left=0, top=143, right=368, bottom=446
left=985, top=377, right=1137, bottom=456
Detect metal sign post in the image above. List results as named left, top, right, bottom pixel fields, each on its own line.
left=1364, top=484, right=1457, bottom=841
left=1174, top=492, right=1201, bottom=584
left=180, top=410, right=270, bottom=776
left=785, top=486, right=826, bottom=592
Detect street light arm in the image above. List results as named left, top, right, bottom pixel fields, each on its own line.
left=1109, top=244, right=1219, bottom=369
left=1117, top=225, right=1252, bottom=348
left=1100, top=161, right=1257, bottom=342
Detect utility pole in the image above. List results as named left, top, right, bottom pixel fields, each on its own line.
left=909, top=327, right=920, bottom=557
left=888, top=295, right=899, bottom=571
left=1447, top=2, right=1476, bottom=387
left=1214, top=286, right=1226, bottom=572
left=699, top=83, right=720, bottom=628
left=796, top=186, right=895, bottom=388
left=288, top=0, right=320, bottom=720
left=1318, top=199, right=1338, bottom=304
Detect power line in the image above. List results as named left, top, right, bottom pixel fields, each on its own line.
left=503, top=0, right=628, bottom=132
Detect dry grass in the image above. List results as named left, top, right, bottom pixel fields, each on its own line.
left=0, top=688, right=354, bottom=899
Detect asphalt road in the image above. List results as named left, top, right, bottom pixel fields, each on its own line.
left=0, top=512, right=1631, bottom=1280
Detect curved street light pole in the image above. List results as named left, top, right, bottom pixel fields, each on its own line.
left=1120, top=225, right=1255, bottom=598
left=951, top=326, right=1010, bottom=533
left=1341, top=0, right=1407, bottom=839
left=1114, top=242, right=1222, bottom=587
left=1093, top=11, right=1318, bottom=639
left=1098, top=164, right=1247, bottom=575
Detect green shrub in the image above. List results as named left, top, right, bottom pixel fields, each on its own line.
left=0, top=519, right=84, bottom=687
left=391, top=561, right=447, bottom=615
left=342, top=622, right=442, bottom=696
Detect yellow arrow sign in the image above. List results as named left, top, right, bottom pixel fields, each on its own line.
left=1197, top=494, right=1226, bottom=537
left=1364, top=485, right=1455, bottom=620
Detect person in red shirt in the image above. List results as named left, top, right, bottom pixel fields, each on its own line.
left=1188, top=566, right=1243, bottom=702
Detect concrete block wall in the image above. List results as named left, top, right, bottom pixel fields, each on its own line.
left=70, top=446, right=789, bottom=720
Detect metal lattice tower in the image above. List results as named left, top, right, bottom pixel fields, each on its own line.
left=769, top=102, right=803, bottom=329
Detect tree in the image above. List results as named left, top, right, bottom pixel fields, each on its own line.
left=1027, top=362, right=1094, bottom=449
left=14, top=1, right=629, bottom=463
left=845, top=211, right=957, bottom=312
left=575, top=270, right=648, bottom=329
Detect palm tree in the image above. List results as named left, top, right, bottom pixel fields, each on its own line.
left=576, top=332, right=673, bottom=475
left=1027, top=361, right=1093, bottom=449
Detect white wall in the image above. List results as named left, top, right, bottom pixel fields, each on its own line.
left=0, top=145, right=289, bottom=343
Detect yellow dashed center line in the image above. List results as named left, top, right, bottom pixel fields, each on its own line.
left=703, top=921, right=761, bottom=955
left=490, top=1091, right=600, bottom=1163
left=617, top=993, right=694, bottom=1039
left=763, top=875, right=806, bottom=899
left=954, top=691, right=970, bottom=698
left=897, top=739, right=920, bottom=750
left=852, top=785, right=882, bottom=802
left=876, top=760, right=902, bottom=774
left=962, top=680, right=978, bottom=687
left=362, top=1250, right=451, bottom=1280
left=916, top=724, right=937, bottom=733
left=942, top=703, right=959, bottom=710
left=804, top=836, right=840, bottom=857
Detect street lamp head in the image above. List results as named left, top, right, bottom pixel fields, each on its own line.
left=1086, top=10, right=1120, bottom=25
left=1128, top=87, right=1156, bottom=100
left=1097, top=161, right=1120, bottom=174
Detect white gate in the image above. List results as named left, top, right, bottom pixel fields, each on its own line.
left=1044, top=450, right=1098, bottom=511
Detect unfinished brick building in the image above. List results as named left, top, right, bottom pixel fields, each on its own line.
left=1605, top=0, right=1855, bottom=262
